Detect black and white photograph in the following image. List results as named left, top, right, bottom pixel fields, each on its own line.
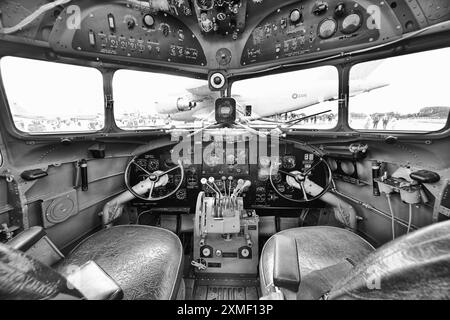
left=0, top=0, right=449, bottom=308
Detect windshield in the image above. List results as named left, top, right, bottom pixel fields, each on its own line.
left=113, top=70, right=212, bottom=130
left=232, top=66, right=339, bottom=129
left=113, top=66, right=340, bottom=130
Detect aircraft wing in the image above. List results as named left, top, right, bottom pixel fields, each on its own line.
left=186, top=85, right=220, bottom=101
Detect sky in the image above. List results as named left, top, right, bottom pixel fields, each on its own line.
left=349, top=47, right=450, bottom=114
left=1, top=47, right=450, bottom=120
left=0, top=56, right=104, bottom=117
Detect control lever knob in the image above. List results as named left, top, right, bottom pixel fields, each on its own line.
left=208, top=177, right=215, bottom=184
left=242, top=180, right=252, bottom=189
left=200, top=178, right=207, bottom=185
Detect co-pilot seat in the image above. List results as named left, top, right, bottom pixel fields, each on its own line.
left=261, top=220, right=450, bottom=300
left=0, top=225, right=184, bottom=300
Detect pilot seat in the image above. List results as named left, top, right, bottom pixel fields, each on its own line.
left=0, top=225, right=184, bottom=300
left=260, top=221, right=450, bottom=300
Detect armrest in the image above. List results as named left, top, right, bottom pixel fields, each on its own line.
left=410, top=170, right=440, bottom=183
left=7, top=226, right=46, bottom=251
left=65, top=261, right=123, bottom=300
left=273, top=234, right=301, bottom=292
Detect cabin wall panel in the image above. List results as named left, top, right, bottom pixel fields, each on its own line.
left=334, top=139, right=449, bottom=246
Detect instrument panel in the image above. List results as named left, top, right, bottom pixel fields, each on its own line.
left=129, top=141, right=328, bottom=210
left=52, top=2, right=207, bottom=66
left=241, top=0, right=389, bottom=65
left=43, top=0, right=436, bottom=71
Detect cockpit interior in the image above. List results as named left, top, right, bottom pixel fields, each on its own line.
left=0, top=0, right=449, bottom=301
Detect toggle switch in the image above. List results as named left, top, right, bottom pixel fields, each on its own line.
left=107, top=13, right=116, bottom=31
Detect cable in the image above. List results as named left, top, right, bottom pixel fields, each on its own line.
left=386, top=194, right=396, bottom=240
left=407, top=204, right=413, bottom=234
left=0, top=0, right=72, bottom=35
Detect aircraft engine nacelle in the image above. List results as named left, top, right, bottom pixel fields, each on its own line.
left=154, top=94, right=197, bottom=114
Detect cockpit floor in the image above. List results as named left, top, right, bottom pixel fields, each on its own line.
left=187, top=277, right=260, bottom=300
left=194, top=285, right=259, bottom=300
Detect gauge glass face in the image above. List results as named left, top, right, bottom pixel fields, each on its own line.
left=282, top=156, right=296, bottom=169
left=318, top=18, right=337, bottom=39
left=147, top=159, right=159, bottom=171
left=342, top=13, right=362, bottom=34
left=340, top=161, right=356, bottom=175
left=328, top=159, right=338, bottom=171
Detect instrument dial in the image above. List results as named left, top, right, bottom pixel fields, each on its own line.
left=289, top=9, right=302, bottom=24
left=282, top=156, right=296, bottom=169
left=135, top=159, right=148, bottom=170
left=147, top=158, right=159, bottom=171
left=318, top=18, right=337, bottom=39
left=342, top=12, right=362, bottom=34
left=175, top=188, right=187, bottom=200
left=272, top=172, right=282, bottom=183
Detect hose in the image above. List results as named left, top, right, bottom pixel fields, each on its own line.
left=386, top=193, right=396, bottom=240
left=0, top=0, right=72, bottom=35
left=407, top=204, right=413, bottom=234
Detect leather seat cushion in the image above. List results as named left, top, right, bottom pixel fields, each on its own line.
left=260, top=226, right=375, bottom=296
left=57, top=225, right=183, bottom=300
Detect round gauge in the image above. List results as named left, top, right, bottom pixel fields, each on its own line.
left=196, top=0, right=214, bottom=10
left=328, top=159, right=338, bottom=171
left=342, top=12, right=362, bottom=34
left=282, top=156, right=296, bottom=170
left=176, top=188, right=187, bottom=200
left=276, top=184, right=286, bottom=193
left=272, top=172, right=282, bottom=183
left=289, top=9, right=302, bottom=24
left=340, top=161, right=356, bottom=175
left=318, top=18, right=338, bottom=39
left=135, top=159, right=147, bottom=170
left=147, top=159, right=159, bottom=171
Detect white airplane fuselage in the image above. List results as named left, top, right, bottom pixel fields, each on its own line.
left=163, top=79, right=388, bottom=122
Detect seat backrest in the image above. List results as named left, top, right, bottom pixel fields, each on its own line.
left=0, top=242, right=83, bottom=300
left=328, top=220, right=450, bottom=300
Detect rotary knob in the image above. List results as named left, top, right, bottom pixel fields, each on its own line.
left=143, top=14, right=155, bottom=28
left=241, top=248, right=250, bottom=258
left=125, top=17, right=136, bottom=29
left=289, top=9, right=302, bottom=24
left=202, top=247, right=211, bottom=257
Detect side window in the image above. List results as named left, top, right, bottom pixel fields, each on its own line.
left=0, top=56, right=104, bottom=134
left=349, top=48, right=450, bottom=132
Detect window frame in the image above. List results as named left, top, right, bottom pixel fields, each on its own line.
left=346, top=47, right=450, bottom=135
left=229, top=64, right=342, bottom=132
left=0, top=56, right=107, bottom=137
left=111, top=68, right=209, bottom=132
